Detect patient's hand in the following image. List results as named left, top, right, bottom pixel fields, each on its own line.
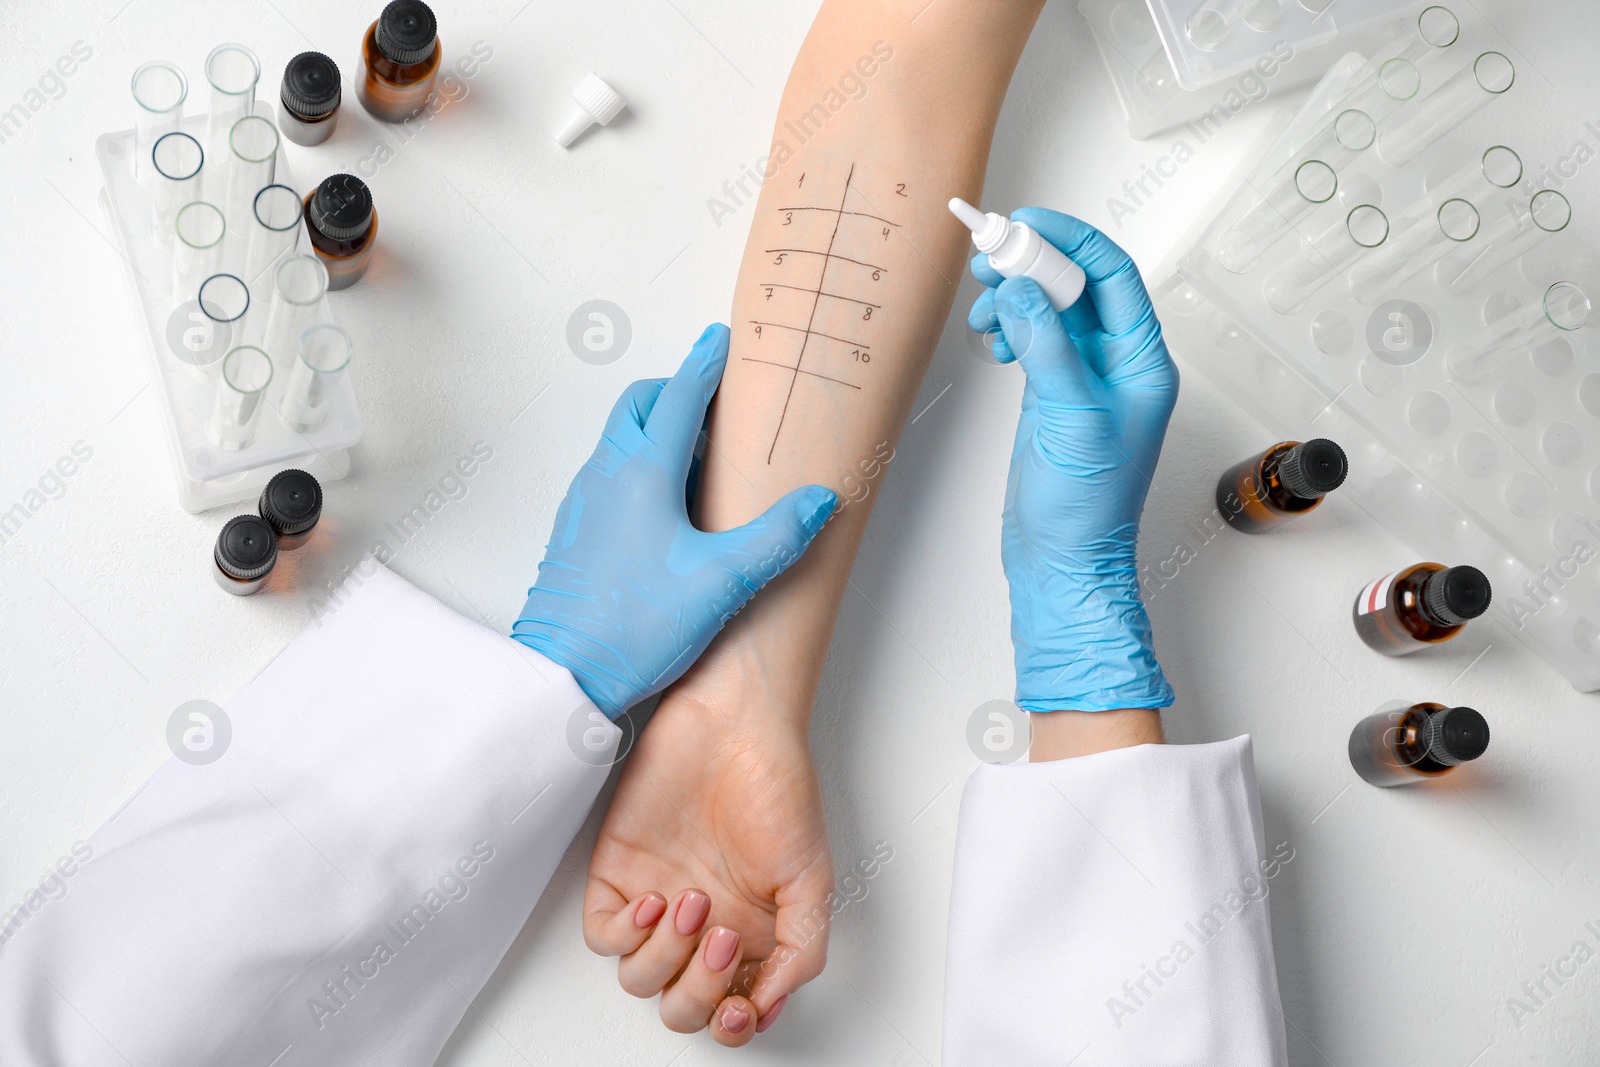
left=577, top=0, right=1047, bottom=1045
left=583, top=680, right=831, bottom=1045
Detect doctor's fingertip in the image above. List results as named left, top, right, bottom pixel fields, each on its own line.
left=696, top=322, right=730, bottom=348
left=966, top=294, right=999, bottom=335
left=993, top=275, right=1053, bottom=320
left=802, top=486, right=839, bottom=537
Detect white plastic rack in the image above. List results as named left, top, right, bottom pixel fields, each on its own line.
left=97, top=102, right=362, bottom=513
left=1082, top=0, right=1430, bottom=138
left=1154, top=7, right=1600, bottom=688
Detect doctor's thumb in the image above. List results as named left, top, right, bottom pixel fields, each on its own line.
left=718, top=484, right=838, bottom=601
left=994, top=276, right=1096, bottom=407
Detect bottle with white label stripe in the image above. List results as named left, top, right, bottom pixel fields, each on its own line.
left=1352, top=563, right=1492, bottom=655
left=1349, top=702, right=1491, bottom=787
left=1217, top=438, right=1348, bottom=533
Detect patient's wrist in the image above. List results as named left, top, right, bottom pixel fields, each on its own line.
left=1028, top=708, right=1164, bottom=762
left=663, top=621, right=819, bottom=732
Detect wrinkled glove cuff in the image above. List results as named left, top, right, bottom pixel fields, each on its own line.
left=1012, top=572, right=1174, bottom=713
left=512, top=592, right=646, bottom=720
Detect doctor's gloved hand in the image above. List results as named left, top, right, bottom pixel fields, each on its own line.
left=511, top=324, right=837, bottom=719
left=969, top=209, right=1178, bottom=713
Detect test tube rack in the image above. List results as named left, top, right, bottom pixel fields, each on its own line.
left=1143, top=0, right=1412, bottom=91
left=96, top=102, right=363, bottom=514
left=1081, top=0, right=1426, bottom=139
left=1153, top=7, right=1600, bottom=689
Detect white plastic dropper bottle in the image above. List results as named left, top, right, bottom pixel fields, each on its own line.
left=949, top=198, right=1087, bottom=312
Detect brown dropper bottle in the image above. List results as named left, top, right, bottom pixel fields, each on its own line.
left=1349, top=702, right=1490, bottom=787
left=1353, top=563, right=1492, bottom=656
left=1217, top=438, right=1348, bottom=533
left=304, top=174, right=377, bottom=291
left=213, top=515, right=278, bottom=596
left=279, top=52, right=342, bottom=146
left=259, top=469, right=324, bottom=550
left=356, top=0, right=440, bottom=123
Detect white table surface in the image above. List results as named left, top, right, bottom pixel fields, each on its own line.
left=3, top=1, right=1599, bottom=1063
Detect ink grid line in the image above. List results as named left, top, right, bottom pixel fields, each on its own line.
left=745, top=164, right=900, bottom=463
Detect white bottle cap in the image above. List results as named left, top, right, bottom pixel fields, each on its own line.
left=553, top=73, right=627, bottom=148
left=948, top=197, right=1011, bottom=255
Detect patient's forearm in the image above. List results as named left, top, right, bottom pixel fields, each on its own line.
left=684, top=0, right=1045, bottom=724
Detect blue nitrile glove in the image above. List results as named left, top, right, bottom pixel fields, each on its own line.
left=968, top=209, right=1178, bottom=712
left=512, top=324, right=838, bottom=718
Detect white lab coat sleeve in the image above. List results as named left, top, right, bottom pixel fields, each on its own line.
left=0, top=562, right=618, bottom=1067
left=941, top=736, right=1289, bottom=1067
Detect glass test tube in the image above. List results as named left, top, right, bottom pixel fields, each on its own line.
left=262, top=255, right=329, bottom=374
left=131, top=61, right=187, bottom=184
left=1385, top=6, right=1461, bottom=71
left=1216, top=158, right=1339, bottom=273
left=211, top=346, right=274, bottom=451
left=1290, top=108, right=1378, bottom=172
left=1328, top=58, right=1421, bottom=129
left=1350, top=198, right=1478, bottom=304
left=1444, top=188, right=1572, bottom=293
left=172, top=201, right=226, bottom=301
left=245, top=184, right=302, bottom=288
left=225, top=116, right=278, bottom=236
left=1378, top=51, right=1515, bottom=167
left=1264, top=204, right=1390, bottom=313
left=285, top=324, right=352, bottom=433
left=204, top=44, right=260, bottom=164
left=1185, top=0, right=1284, bottom=51
left=1219, top=109, right=1374, bottom=273
left=198, top=273, right=252, bottom=348
left=1450, top=281, right=1590, bottom=384
left=150, top=132, right=203, bottom=250
left=1331, top=6, right=1460, bottom=129
left=1425, top=144, right=1522, bottom=207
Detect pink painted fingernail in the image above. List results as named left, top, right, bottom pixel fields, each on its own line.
left=755, top=994, right=788, bottom=1034
left=721, top=1005, right=750, bottom=1034
left=674, top=890, right=711, bottom=936
left=704, top=926, right=739, bottom=971
left=633, top=894, right=667, bottom=929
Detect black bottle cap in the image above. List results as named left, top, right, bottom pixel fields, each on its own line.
left=259, top=469, right=323, bottom=537
left=1277, top=438, right=1348, bottom=499
left=281, top=52, right=341, bottom=118
left=1423, top=706, right=1490, bottom=766
left=215, top=515, right=279, bottom=581
left=1423, top=565, right=1492, bottom=625
left=309, top=174, right=373, bottom=241
left=375, top=0, right=438, bottom=66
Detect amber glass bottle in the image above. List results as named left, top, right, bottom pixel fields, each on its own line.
left=259, top=469, right=323, bottom=550
left=304, top=174, right=377, bottom=290
left=279, top=52, right=341, bottom=146
left=1217, top=438, right=1348, bottom=533
left=213, top=515, right=278, bottom=596
left=1349, top=702, right=1490, bottom=787
left=356, top=0, right=440, bottom=122
left=1353, top=562, right=1491, bottom=656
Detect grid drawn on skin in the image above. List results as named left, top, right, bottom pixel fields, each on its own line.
left=745, top=164, right=902, bottom=463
